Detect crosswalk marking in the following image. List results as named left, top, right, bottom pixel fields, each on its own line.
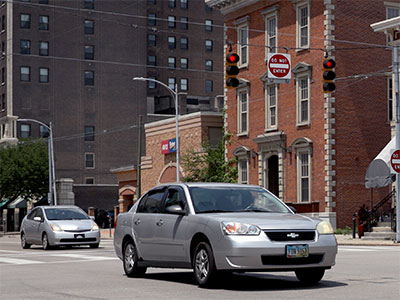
left=0, top=257, right=44, bottom=265
left=339, top=246, right=400, bottom=252
left=50, top=253, right=117, bottom=261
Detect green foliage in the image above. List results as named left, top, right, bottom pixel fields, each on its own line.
left=181, top=136, right=237, bottom=183
left=334, top=226, right=352, bottom=235
left=0, top=140, right=49, bottom=201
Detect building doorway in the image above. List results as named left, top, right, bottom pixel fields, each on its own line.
left=265, top=155, right=279, bottom=197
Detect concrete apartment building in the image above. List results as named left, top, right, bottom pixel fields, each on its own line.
left=0, top=1, right=223, bottom=213
left=208, top=0, right=399, bottom=228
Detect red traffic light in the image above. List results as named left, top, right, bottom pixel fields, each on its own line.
left=323, top=59, right=335, bottom=69
left=226, top=53, right=239, bottom=64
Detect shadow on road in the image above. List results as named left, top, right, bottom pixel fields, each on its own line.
left=143, top=271, right=347, bottom=291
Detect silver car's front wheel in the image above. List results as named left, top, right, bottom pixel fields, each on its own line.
left=42, top=232, right=51, bottom=250
left=123, top=240, right=146, bottom=277
left=21, top=232, right=31, bottom=249
left=193, top=242, right=217, bottom=287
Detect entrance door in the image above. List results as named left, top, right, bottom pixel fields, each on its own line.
left=266, top=155, right=279, bottom=197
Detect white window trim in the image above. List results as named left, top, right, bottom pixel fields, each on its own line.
left=262, top=5, right=279, bottom=60
left=388, top=76, right=394, bottom=122
left=295, top=74, right=311, bottom=126
left=265, top=84, right=278, bottom=131
left=295, top=0, right=310, bottom=51
left=385, top=1, right=400, bottom=19
left=235, top=16, right=250, bottom=68
left=238, top=157, right=249, bottom=184
left=85, top=152, right=95, bottom=169
left=237, top=87, right=249, bottom=136
left=296, top=148, right=311, bottom=203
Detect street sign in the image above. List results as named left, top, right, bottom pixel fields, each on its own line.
left=390, top=149, right=400, bottom=173
left=161, top=138, right=176, bottom=154
left=267, top=53, right=291, bottom=81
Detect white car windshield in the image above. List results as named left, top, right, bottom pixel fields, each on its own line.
left=45, top=208, right=89, bottom=220
left=189, top=187, right=291, bottom=214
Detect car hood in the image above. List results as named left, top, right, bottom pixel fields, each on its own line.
left=203, top=212, right=319, bottom=230
left=51, top=219, right=93, bottom=231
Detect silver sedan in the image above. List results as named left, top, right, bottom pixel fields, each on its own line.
left=20, top=205, right=100, bottom=250
left=114, top=183, right=337, bottom=287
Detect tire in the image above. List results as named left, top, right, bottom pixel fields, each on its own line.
left=42, top=232, right=52, bottom=250
left=193, top=242, right=218, bottom=288
left=123, top=240, right=147, bottom=277
left=295, top=268, right=325, bottom=285
left=90, top=243, right=100, bottom=248
left=21, top=232, right=31, bottom=249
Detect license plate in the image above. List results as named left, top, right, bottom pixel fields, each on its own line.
left=286, top=245, right=309, bottom=258
left=74, top=234, right=85, bottom=239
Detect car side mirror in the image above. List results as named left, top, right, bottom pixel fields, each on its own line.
left=288, top=206, right=297, bottom=214
left=165, top=205, right=186, bottom=215
left=33, top=216, right=42, bottom=222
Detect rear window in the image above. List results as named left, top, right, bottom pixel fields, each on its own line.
left=45, top=208, right=89, bottom=220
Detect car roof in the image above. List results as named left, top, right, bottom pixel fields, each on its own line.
left=157, top=182, right=263, bottom=189
left=41, top=205, right=83, bottom=210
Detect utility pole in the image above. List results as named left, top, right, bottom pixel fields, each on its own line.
left=137, top=115, right=142, bottom=199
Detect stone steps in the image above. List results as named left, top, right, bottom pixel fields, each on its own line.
left=362, top=222, right=395, bottom=240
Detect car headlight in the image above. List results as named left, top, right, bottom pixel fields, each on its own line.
left=91, top=223, right=99, bottom=231
left=317, top=221, right=334, bottom=234
left=221, top=222, right=261, bottom=235
left=50, top=223, right=62, bottom=232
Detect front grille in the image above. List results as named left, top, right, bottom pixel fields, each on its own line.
left=264, top=230, right=316, bottom=242
left=60, top=238, right=97, bottom=243
left=64, top=229, right=90, bottom=233
left=261, top=254, right=323, bottom=265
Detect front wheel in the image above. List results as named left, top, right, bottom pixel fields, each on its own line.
left=21, top=232, right=31, bottom=249
left=123, top=240, right=147, bottom=277
left=193, top=242, right=218, bottom=287
left=295, top=268, right=325, bottom=285
left=42, top=232, right=52, bottom=250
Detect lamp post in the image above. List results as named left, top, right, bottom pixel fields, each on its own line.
left=133, top=77, right=180, bottom=182
left=17, top=119, right=57, bottom=206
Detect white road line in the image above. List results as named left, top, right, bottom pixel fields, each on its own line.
left=0, top=257, right=44, bottom=265
left=50, top=253, right=117, bottom=261
left=0, top=250, right=23, bottom=254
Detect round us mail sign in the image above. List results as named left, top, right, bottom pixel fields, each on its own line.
left=267, top=53, right=291, bottom=80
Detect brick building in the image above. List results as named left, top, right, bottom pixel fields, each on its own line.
left=208, top=0, right=399, bottom=228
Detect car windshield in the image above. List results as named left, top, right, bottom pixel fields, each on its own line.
left=45, top=208, right=90, bottom=220
left=189, top=186, right=291, bottom=214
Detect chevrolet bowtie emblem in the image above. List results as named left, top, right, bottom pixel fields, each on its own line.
left=287, top=233, right=299, bottom=238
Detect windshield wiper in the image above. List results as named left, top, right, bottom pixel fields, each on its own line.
left=243, top=208, right=271, bottom=212
left=196, top=210, right=235, bottom=214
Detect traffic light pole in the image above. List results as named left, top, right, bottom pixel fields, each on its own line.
left=394, top=45, right=400, bottom=243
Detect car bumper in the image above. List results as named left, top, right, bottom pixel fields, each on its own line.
left=213, top=233, right=337, bottom=271
left=47, top=230, right=101, bottom=246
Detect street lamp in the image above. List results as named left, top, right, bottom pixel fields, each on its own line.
left=133, top=77, right=180, bottom=182
left=17, top=119, right=57, bottom=206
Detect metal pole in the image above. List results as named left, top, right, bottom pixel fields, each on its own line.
left=137, top=115, right=142, bottom=199
left=50, top=122, right=57, bottom=206
left=175, top=83, right=180, bottom=183
left=47, top=136, right=52, bottom=205
left=394, top=45, right=400, bottom=243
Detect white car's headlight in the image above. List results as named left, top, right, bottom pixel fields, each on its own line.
left=91, top=223, right=99, bottom=231
left=317, top=221, right=334, bottom=235
left=221, top=222, right=261, bottom=235
left=50, top=223, right=62, bottom=232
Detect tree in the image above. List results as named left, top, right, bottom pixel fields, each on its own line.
left=0, top=140, right=48, bottom=201
left=181, top=136, right=237, bottom=183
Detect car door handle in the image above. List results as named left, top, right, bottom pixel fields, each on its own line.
left=156, top=220, right=163, bottom=226
left=134, top=219, right=141, bottom=225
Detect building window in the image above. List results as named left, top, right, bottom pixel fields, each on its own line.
left=205, top=80, right=213, bottom=93
left=297, top=76, right=310, bottom=125
left=84, top=0, right=94, bottom=9
left=1, top=94, right=5, bottom=111
left=180, top=37, right=188, bottom=49
left=85, top=153, right=95, bottom=169
left=39, top=15, right=49, bottom=30
left=20, top=14, right=31, bottom=29
left=205, top=19, right=212, bottom=32
left=297, top=151, right=311, bottom=202
left=388, top=77, right=394, bottom=121
left=180, top=57, right=188, bottom=69
left=168, top=77, right=176, bottom=90
left=181, top=0, right=188, bottom=9
left=237, top=88, right=249, bottom=135
left=205, top=59, right=213, bottom=71
left=238, top=158, right=249, bottom=184
left=148, top=0, right=156, bottom=4
left=168, top=57, right=176, bottom=68
left=148, top=13, right=156, bottom=26
left=20, top=124, right=31, bottom=138
left=205, top=39, right=213, bottom=51
left=39, top=41, right=49, bottom=56
left=84, top=126, right=95, bottom=141
left=205, top=4, right=213, bottom=12
left=20, top=40, right=31, bottom=54
left=168, top=16, right=176, bottom=28
left=266, top=84, right=277, bottom=130
left=1, top=15, right=5, bottom=31
left=84, top=45, right=94, bottom=60
left=387, top=6, right=399, bottom=19
left=265, top=14, right=277, bottom=56
left=296, top=2, right=310, bottom=49
left=84, top=71, right=94, bottom=86
left=148, top=77, right=156, bottom=89
left=84, top=19, right=94, bottom=34
left=237, top=24, right=249, bottom=66
left=1, top=68, right=4, bottom=84
left=39, top=125, right=49, bottom=138
left=39, top=68, right=49, bottom=83
left=148, top=34, right=156, bottom=46
left=180, top=78, right=188, bottom=91
left=180, top=17, right=188, bottom=29
left=168, top=0, right=176, bottom=8
left=39, top=0, right=49, bottom=4
left=168, top=36, right=176, bottom=49
left=148, top=55, right=156, bottom=66
left=20, top=66, right=30, bottom=82
left=85, top=177, right=95, bottom=184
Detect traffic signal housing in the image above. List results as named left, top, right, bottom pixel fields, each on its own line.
left=322, top=58, right=336, bottom=93
left=226, top=53, right=240, bottom=88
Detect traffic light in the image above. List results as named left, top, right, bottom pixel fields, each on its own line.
left=322, top=58, right=336, bottom=93
left=226, top=53, right=240, bottom=88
